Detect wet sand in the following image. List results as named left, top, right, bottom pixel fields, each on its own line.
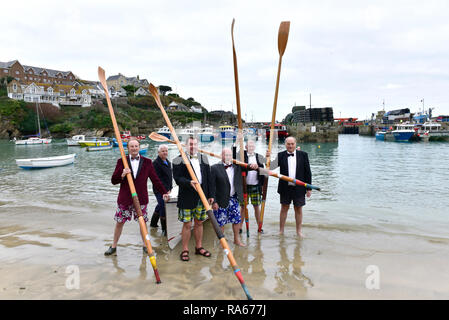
left=1, top=200, right=448, bottom=300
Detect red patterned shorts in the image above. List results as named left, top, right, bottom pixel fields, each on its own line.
left=114, top=204, right=148, bottom=223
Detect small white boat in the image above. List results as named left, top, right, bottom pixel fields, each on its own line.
left=15, top=137, right=52, bottom=145
left=178, top=127, right=197, bottom=141
left=199, top=127, right=214, bottom=142
left=16, top=154, right=76, bottom=169
left=66, top=135, right=86, bottom=146
left=86, top=145, right=113, bottom=152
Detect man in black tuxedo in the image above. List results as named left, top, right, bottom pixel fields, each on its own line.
left=173, top=136, right=214, bottom=261
left=210, top=148, right=245, bottom=247
left=150, top=144, right=173, bottom=236
left=268, top=136, right=312, bottom=237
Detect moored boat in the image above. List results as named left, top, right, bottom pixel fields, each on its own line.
left=86, top=145, right=113, bottom=152
left=15, top=137, right=52, bottom=145
left=78, top=138, right=110, bottom=147
left=66, top=135, right=86, bottom=146
left=219, top=125, right=236, bottom=141
left=392, top=123, right=416, bottom=142
left=156, top=126, right=172, bottom=140
left=264, top=123, right=289, bottom=140
left=199, top=127, right=214, bottom=142
left=16, top=154, right=76, bottom=169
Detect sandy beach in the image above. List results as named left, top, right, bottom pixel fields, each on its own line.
left=1, top=198, right=448, bottom=300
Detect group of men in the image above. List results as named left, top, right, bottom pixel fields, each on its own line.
left=104, top=135, right=312, bottom=262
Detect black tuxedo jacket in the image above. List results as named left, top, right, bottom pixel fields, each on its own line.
left=236, top=150, right=266, bottom=187
left=152, top=156, right=173, bottom=194
left=172, top=153, right=213, bottom=209
left=270, top=150, right=312, bottom=197
left=210, top=163, right=243, bottom=208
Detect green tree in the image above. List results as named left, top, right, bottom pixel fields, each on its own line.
left=158, top=85, right=172, bottom=96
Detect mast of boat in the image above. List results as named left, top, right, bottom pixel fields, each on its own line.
left=36, top=101, right=41, bottom=138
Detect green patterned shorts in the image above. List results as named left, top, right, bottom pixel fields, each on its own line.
left=178, top=200, right=207, bottom=222
left=240, top=185, right=262, bottom=206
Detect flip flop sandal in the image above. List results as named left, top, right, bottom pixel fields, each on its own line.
left=180, top=250, right=190, bottom=262
left=195, top=247, right=211, bottom=257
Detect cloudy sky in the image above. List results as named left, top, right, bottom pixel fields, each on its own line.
left=2, top=0, right=449, bottom=121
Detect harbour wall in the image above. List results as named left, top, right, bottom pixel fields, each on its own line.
left=287, top=122, right=339, bottom=142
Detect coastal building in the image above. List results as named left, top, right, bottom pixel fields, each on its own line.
left=166, top=101, right=190, bottom=112
left=191, top=105, right=203, bottom=113
left=134, top=87, right=150, bottom=96
left=106, top=73, right=149, bottom=89
left=1, top=60, right=76, bottom=85
left=7, top=79, right=93, bottom=107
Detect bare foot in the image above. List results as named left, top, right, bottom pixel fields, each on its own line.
left=297, top=231, right=305, bottom=238
left=234, top=241, right=246, bottom=247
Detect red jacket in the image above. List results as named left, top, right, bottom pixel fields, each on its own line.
left=111, top=156, right=167, bottom=206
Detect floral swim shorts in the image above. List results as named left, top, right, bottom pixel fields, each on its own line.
left=213, top=195, right=242, bottom=227
left=114, top=203, right=148, bottom=223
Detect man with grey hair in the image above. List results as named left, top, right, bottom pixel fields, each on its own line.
left=210, top=148, right=245, bottom=246
left=267, top=136, right=312, bottom=237
left=150, top=144, right=173, bottom=236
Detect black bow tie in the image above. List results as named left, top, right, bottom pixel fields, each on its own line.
left=247, top=153, right=255, bottom=157
left=287, top=153, right=294, bottom=157
left=131, top=156, right=140, bottom=161
left=189, top=155, right=198, bottom=159
left=224, top=164, right=232, bottom=169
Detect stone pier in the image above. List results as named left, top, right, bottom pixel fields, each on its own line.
left=287, top=122, right=339, bottom=142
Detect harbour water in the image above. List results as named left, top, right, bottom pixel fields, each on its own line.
left=0, top=135, right=448, bottom=299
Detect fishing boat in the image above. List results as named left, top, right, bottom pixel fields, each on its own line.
left=178, top=127, right=197, bottom=141
left=199, top=127, right=214, bottom=142
left=78, top=138, right=110, bottom=147
left=16, top=154, right=76, bottom=169
left=156, top=126, right=172, bottom=139
left=392, top=123, right=416, bottom=142
left=243, top=128, right=258, bottom=141
left=219, top=125, right=236, bottom=141
left=416, top=121, right=449, bottom=141
left=263, top=123, right=289, bottom=140
left=86, top=145, right=113, bottom=152
left=120, top=130, right=131, bottom=140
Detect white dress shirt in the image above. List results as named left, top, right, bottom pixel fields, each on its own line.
left=224, top=163, right=235, bottom=196
left=246, top=153, right=258, bottom=186
left=189, top=154, right=202, bottom=184
left=129, top=155, right=140, bottom=179
left=287, top=151, right=296, bottom=186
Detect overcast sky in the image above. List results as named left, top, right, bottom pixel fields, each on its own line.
left=2, top=0, right=449, bottom=121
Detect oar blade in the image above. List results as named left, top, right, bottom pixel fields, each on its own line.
left=149, top=132, right=169, bottom=142
left=98, top=67, right=107, bottom=91
left=149, top=84, right=160, bottom=101
left=278, top=21, right=290, bottom=56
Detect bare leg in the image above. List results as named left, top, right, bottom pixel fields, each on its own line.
left=181, top=221, right=192, bottom=252
left=253, top=205, right=261, bottom=227
left=112, top=221, right=125, bottom=248
left=193, top=219, right=203, bottom=249
left=233, top=223, right=246, bottom=246
left=279, top=204, right=290, bottom=235
left=294, top=206, right=304, bottom=237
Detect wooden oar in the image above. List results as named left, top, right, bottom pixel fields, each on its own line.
left=259, top=21, right=291, bottom=233
left=149, top=132, right=320, bottom=191
left=148, top=84, right=253, bottom=300
left=231, top=18, right=250, bottom=237
left=98, top=67, right=161, bottom=284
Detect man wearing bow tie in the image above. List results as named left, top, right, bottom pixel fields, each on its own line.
left=267, top=136, right=312, bottom=237
left=235, top=140, right=266, bottom=233
left=105, top=138, right=170, bottom=256
left=210, top=148, right=245, bottom=247
left=173, top=136, right=214, bottom=261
